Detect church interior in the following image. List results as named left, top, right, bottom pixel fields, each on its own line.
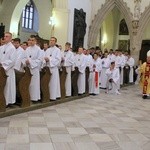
left=0, top=0, right=150, bottom=149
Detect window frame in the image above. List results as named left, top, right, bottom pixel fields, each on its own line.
left=22, top=0, right=34, bottom=30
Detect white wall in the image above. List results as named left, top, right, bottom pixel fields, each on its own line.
left=68, top=0, right=92, bottom=49
left=0, top=0, right=20, bottom=32
left=143, top=20, right=150, bottom=40
left=33, top=0, right=52, bottom=40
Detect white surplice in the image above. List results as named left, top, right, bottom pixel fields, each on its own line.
left=74, top=53, right=87, bottom=94
left=100, top=57, right=110, bottom=88
left=106, top=67, right=120, bottom=94
left=43, top=46, right=61, bottom=100
left=126, top=57, right=135, bottom=83
left=0, top=42, right=16, bottom=105
left=14, top=46, right=25, bottom=72
left=89, top=59, right=102, bottom=94
left=61, top=50, right=75, bottom=96
left=85, top=54, right=93, bottom=67
left=108, top=54, right=116, bottom=62
left=114, top=55, right=122, bottom=89
left=115, top=55, right=122, bottom=68
left=22, top=45, right=42, bottom=101
left=120, top=54, right=126, bottom=85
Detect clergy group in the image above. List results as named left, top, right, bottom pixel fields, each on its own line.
left=0, top=32, right=136, bottom=107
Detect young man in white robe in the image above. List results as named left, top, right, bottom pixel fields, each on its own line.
left=13, top=38, right=25, bottom=72
left=100, top=52, right=110, bottom=89
left=106, top=61, right=121, bottom=95
left=43, top=37, right=61, bottom=100
left=74, top=47, right=87, bottom=95
left=61, top=42, right=74, bottom=97
left=21, top=41, right=28, bottom=50
left=108, top=49, right=116, bottom=62
left=0, top=32, right=17, bottom=106
left=22, top=35, right=42, bottom=102
left=114, top=50, right=122, bottom=89
left=97, top=53, right=102, bottom=88
left=89, top=53, right=102, bottom=95
left=85, top=49, right=93, bottom=67
left=126, top=54, right=135, bottom=83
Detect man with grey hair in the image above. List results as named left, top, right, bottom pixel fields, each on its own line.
left=140, top=50, right=150, bottom=99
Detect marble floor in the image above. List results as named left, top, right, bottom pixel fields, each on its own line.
left=0, top=85, right=150, bottom=150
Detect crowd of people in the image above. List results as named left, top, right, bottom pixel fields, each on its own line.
left=0, top=32, right=139, bottom=108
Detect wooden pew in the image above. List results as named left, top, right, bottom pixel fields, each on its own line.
left=0, top=67, right=7, bottom=112
left=59, top=67, right=67, bottom=99
left=16, top=67, right=32, bottom=108
left=85, top=67, right=90, bottom=94
left=40, top=67, right=51, bottom=103
left=71, top=67, right=79, bottom=96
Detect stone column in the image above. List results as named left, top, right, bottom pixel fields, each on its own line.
left=130, top=20, right=142, bottom=65
left=130, top=0, right=142, bottom=65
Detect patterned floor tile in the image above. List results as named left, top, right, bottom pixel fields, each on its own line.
left=0, top=85, right=149, bottom=150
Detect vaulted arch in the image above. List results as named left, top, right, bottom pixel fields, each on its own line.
left=88, top=0, right=133, bottom=48
left=9, top=0, right=52, bottom=39
left=9, top=0, right=29, bottom=36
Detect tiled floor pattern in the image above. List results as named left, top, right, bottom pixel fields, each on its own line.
left=0, top=85, right=150, bottom=150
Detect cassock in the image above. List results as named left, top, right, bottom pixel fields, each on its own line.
left=14, top=46, right=25, bottom=72
left=139, top=62, right=150, bottom=95
left=106, top=67, right=120, bottom=94
left=22, top=45, right=42, bottom=101
left=43, top=46, right=61, bottom=100
left=126, top=57, right=135, bottom=83
left=74, top=53, right=87, bottom=94
left=61, top=50, right=74, bottom=97
left=100, top=57, right=110, bottom=88
left=89, top=58, right=102, bottom=94
left=0, top=42, right=16, bottom=105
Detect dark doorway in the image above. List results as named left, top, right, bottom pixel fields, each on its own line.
left=140, top=40, right=150, bottom=63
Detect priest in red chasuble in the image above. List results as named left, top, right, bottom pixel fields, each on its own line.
left=140, top=50, right=150, bottom=99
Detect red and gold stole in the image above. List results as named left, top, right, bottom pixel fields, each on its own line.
left=95, top=72, right=99, bottom=88
left=143, top=63, right=150, bottom=94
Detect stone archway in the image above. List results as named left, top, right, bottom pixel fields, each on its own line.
left=88, top=0, right=133, bottom=48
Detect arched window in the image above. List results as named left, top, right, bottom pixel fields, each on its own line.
left=22, top=0, right=34, bottom=29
